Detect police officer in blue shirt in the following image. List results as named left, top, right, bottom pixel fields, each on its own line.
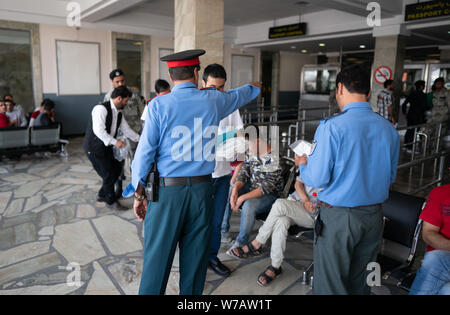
left=130, top=49, right=261, bottom=295
left=298, top=65, right=400, bottom=295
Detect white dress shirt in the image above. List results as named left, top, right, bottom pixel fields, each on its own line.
left=92, top=100, right=140, bottom=147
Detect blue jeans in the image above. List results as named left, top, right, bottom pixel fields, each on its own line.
left=209, top=175, right=231, bottom=261
left=410, top=250, right=450, bottom=295
left=235, top=185, right=277, bottom=246
left=221, top=185, right=234, bottom=234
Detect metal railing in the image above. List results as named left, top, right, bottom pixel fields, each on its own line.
left=245, top=102, right=449, bottom=195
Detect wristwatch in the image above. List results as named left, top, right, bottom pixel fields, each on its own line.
left=134, top=192, right=147, bottom=202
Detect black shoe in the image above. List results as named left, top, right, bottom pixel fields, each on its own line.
left=97, top=195, right=107, bottom=203
left=106, top=201, right=129, bottom=211
left=208, top=258, right=231, bottom=277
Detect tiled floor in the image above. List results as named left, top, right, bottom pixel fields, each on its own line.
left=0, top=136, right=443, bottom=295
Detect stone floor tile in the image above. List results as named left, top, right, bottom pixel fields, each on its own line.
left=0, top=252, right=61, bottom=286
left=210, top=259, right=300, bottom=295
left=108, top=258, right=142, bottom=295
left=24, top=192, right=43, bottom=212
left=53, top=221, right=106, bottom=266
left=84, top=262, right=120, bottom=295
left=4, top=198, right=24, bottom=218
left=92, top=215, right=142, bottom=256
left=76, top=204, right=97, bottom=219
left=0, top=240, right=51, bottom=268
left=0, top=192, right=12, bottom=215
left=13, top=222, right=36, bottom=245
left=0, top=282, right=83, bottom=295
left=14, top=179, right=50, bottom=199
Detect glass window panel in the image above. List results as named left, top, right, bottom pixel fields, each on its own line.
left=159, top=48, right=174, bottom=88
left=231, top=55, right=254, bottom=89
left=0, top=28, right=34, bottom=112
left=117, top=39, right=143, bottom=94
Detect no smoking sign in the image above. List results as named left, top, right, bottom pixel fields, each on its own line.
left=374, top=66, right=393, bottom=85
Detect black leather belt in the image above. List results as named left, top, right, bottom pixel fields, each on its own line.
left=160, top=175, right=212, bottom=187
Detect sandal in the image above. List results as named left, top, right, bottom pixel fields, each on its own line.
left=229, top=242, right=264, bottom=259
left=257, top=266, right=282, bottom=287
left=228, top=246, right=249, bottom=259
left=246, top=242, right=264, bottom=257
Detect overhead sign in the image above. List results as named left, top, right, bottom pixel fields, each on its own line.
left=269, top=23, right=307, bottom=39
left=374, top=66, right=393, bottom=85
left=405, top=0, right=450, bottom=21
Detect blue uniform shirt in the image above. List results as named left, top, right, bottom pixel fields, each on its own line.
left=300, top=102, right=400, bottom=207
left=131, top=82, right=260, bottom=190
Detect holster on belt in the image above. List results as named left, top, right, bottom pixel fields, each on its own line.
left=147, top=163, right=160, bottom=202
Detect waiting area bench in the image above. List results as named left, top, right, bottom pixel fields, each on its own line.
left=0, top=124, right=68, bottom=159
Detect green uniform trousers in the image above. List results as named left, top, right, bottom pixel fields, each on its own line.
left=313, top=204, right=383, bottom=295
left=138, top=181, right=214, bottom=295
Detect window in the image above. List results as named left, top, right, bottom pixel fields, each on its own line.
left=117, top=39, right=143, bottom=94
left=231, top=55, right=254, bottom=89
left=303, top=67, right=337, bottom=95
left=159, top=48, right=174, bottom=87
left=0, top=28, right=33, bottom=111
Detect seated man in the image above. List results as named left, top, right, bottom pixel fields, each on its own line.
left=141, top=79, right=171, bottom=124
left=29, top=101, right=45, bottom=127
left=33, top=99, right=57, bottom=127
left=230, top=154, right=321, bottom=286
left=227, top=125, right=283, bottom=254
left=410, top=184, right=450, bottom=295
left=0, top=100, right=15, bottom=128
left=4, top=94, right=27, bottom=127
left=4, top=99, right=23, bottom=127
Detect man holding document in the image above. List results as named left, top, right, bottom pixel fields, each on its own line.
left=298, top=65, right=400, bottom=295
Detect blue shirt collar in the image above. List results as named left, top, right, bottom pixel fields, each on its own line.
left=172, top=82, right=197, bottom=91
left=342, top=102, right=371, bottom=113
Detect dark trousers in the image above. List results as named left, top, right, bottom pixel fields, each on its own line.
left=405, top=115, right=424, bottom=150
left=86, top=148, right=123, bottom=205
left=313, top=204, right=383, bottom=295
left=209, top=174, right=231, bottom=261
left=139, top=181, right=214, bottom=295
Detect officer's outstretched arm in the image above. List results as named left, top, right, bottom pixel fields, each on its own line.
left=219, top=84, right=261, bottom=119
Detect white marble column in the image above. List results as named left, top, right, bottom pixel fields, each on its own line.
left=370, top=25, right=409, bottom=122
left=174, top=0, right=224, bottom=81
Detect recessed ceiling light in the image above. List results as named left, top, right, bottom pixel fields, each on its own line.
left=301, top=49, right=307, bottom=53
left=291, top=46, right=297, bottom=49
left=360, top=45, right=366, bottom=49
left=319, top=43, right=325, bottom=47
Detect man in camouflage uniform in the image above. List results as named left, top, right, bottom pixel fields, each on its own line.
left=425, top=78, right=449, bottom=151
left=104, top=69, right=145, bottom=196
left=104, top=69, right=145, bottom=138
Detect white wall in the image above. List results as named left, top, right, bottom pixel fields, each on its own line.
left=223, top=44, right=261, bottom=91
left=40, top=24, right=113, bottom=94
left=279, top=52, right=316, bottom=91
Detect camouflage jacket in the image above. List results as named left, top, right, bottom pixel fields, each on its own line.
left=236, top=152, right=284, bottom=197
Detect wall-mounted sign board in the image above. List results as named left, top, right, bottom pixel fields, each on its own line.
left=269, top=23, right=307, bottom=39
left=405, top=0, right=450, bottom=21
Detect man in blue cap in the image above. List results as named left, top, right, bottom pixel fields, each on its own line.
left=298, top=65, right=400, bottom=295
left=131, top=49, right=261, bottom=295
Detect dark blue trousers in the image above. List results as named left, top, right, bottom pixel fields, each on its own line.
left=209, top=175, right=231, bottom=261
left=138, top=181, right=214, bottom=295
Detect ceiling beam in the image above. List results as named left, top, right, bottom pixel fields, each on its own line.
left=311, top=0, right=398, bottom=17
left=81, top=0, right=147, bottom=23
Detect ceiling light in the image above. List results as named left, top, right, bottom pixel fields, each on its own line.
left=301, top=49, right=307, bottom=53
left=360, top=45, right=366, bottom=49
left=319, top=43, right=325, bottom=47
left=291, top=46, right=297, bottom=49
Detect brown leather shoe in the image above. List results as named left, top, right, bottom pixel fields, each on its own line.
left=106, top=201, right=129, bottom=211
left=97, top=195, right=107, bottom=203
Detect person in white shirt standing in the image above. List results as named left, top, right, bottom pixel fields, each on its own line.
left=202, top=64, right=245, bottom=277
left=83, top=86, right=140, bottom=211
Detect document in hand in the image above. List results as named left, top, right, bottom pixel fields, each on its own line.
left=290, top=140, right=312, bottom=157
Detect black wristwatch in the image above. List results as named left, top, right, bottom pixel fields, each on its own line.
left=134, top=193, right=147, bottom=202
